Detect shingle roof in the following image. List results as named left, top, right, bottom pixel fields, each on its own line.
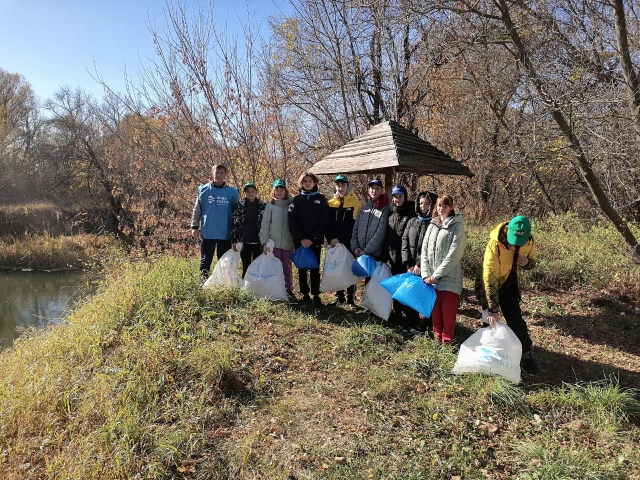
left=309, top=120, right=473, bottom=177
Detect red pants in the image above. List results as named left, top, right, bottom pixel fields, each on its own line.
left=431, top=290, right=460, bottom=343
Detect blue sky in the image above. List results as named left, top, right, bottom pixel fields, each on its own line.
left=0, top=0, right=288, bottom=102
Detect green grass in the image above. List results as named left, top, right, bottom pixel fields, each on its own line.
left=1, top=256, right=639, bottom=479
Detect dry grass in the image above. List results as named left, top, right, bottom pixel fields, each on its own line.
left=1, top=256, right=639, bottom=479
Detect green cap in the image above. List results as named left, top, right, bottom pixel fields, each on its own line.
left=334, top=174, right=349, bottom=183
left=273, top=179, right=286, bottom=188
left=243, top=182, right=257, bottom=192
left=507, top=215, right=532, bottom=247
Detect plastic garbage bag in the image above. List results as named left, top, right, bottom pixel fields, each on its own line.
left=360, top=262, right=393, bottom=320
left=379, top=272, right=413, bottom=295
left=203, top=243, right=242, bottom=289
left=291, top=245, right=319, bottom=270
left=243, top=240, right=288, bottom=302
left=351, top=254, right=377, bottom=277
left=320, top=243, right=360, bottom=292
left=452, top=323, right=523, bottom=383
left=392, top=276, right=437, bottom=318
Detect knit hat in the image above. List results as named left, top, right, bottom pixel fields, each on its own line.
left=334, top=174, right=349, bottom=183
left=273, top=179, right=286, bottom=188
left=507, top=215, right=532, bottom=247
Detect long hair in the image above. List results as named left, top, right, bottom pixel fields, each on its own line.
left=432, top=194, right=456, bottom=217
left=270, top=187, right=290, bottom=204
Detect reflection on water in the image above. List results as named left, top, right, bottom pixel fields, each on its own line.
left=0, top=271, right=90, bottom=349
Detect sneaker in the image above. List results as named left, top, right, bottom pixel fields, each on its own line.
left=302, top=294, right=312, bottom=303
left=313, top=295, right=322, bottom=306
left=522, top=350, right=539, bottom=375
left=328, top=296, right=346, bottom=307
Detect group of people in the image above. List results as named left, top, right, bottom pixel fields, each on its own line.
left=191, top=164, right=539, bottom=374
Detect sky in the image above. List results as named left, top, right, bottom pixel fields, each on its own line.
left=0, top=0, right=288, bottom=102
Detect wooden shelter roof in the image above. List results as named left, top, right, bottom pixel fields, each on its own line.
left=308, top=120, right=473, bottom=177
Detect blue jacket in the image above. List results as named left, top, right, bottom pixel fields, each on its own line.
left=190, top=182, right=239, bottom=240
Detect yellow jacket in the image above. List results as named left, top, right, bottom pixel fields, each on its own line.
left=475, top=222, right=537, bottom=312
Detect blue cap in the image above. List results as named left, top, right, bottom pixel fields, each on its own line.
left=368, top=178, right=383, bottom=187
left=391, top=185, right=407, bottom=196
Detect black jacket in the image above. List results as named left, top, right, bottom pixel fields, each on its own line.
left=401, top=191, right=436, bottom=268
left=288, top=186, right=329, bottom=246
left=386, top=200, right=416, bottom=268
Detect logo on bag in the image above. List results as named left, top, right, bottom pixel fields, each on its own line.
left=478, top=347, right=518, bottom=371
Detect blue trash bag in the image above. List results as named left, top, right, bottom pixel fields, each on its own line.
left=351, top=254, right=377, bottom=277
left=379, top=272, right=414, bottom=295
left=392, top=276, right=437, bottom=318
left=291, top=246, right=319, bottom=270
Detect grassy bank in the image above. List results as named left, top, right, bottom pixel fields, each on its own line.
left=0, top=232, right=121, bottom=270
left=1, top=255, right=639, bottom=479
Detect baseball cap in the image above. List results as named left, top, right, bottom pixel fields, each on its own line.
left=367, top=178, right=383, bottom=187
left=391, top=185, right=407, bottom=196
left=334, top=174, right=349, bottom=183
left=507, top=215, right=532, bottom=247
left=243, top=182, right=257, bottom=192
left=273, top=179, right=286, bottom=188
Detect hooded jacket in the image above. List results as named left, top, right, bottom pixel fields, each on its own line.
left=326, top=186, right=362, bottom=245
left=421, top=213, right=466, bottom=294
left=386, top=199, right=416, bottom=269
left=260, top=198, right=295, bottom=250
left=474, top=221, right=537, bottom=312
left=401, top=191, right=435, bottom=268
left=287, top=185, right=329, bottom=246
left=351, top=194, right=390, bottom=258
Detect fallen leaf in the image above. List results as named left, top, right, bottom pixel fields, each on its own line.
left=335, top=456, right=347, bottom=465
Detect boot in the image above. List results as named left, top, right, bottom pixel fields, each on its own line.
left=522, top=350, right=539, bottom=375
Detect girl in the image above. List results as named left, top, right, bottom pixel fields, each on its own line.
left=421, top=195, right=466, bottom=344
left=260, top=179, right=295, bottom=297
left=288, top=172, right=329, bottom=305
left=231, top=182, right=266, bottom=277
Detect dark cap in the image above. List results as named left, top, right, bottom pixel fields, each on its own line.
left=391, top=185, right=407, bottom=196
left=367, top=178, right=383, bottom=188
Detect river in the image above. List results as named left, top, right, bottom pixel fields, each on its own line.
left=0, top=271, right=92, bottom=349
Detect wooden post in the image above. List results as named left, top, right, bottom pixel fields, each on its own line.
left=382, top=167, right=395, bottom=194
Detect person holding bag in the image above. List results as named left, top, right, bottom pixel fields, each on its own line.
left=230, top=183, right=266, bottom=278
left=351, top=178, right=390, bottom=264
left=288, top=172, right=329, bottom=305
left=421, top=195, right=466, bottom=345
left=474, top=215, right=539, bottom=374
left=401, top=191, right=437, bottom=332
left=325, top=174, right=361, bottom=306
left=260, top=179, right=295, bottom=298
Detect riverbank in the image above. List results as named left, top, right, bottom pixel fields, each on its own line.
left=0, top=232, right=121, bottom=271
left=1, top=251, right=639, bottom=478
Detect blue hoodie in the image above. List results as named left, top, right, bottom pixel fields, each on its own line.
left=191, top=182, right=239, bottom=240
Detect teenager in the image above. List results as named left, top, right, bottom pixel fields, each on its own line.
left=288, top=172, right=329, bottom=305
left=421, top=195, right=466, bottom=344
left=475, top=215, right=539, bottom=374
left=325, top=174, right=362, bottom=306
left=351, top=178, right=389, bottom=262
left=231, top=183, right=266, bottom=277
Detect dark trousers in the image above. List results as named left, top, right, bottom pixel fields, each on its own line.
left=298, top=244, right=322, bottom=296
left=499, top=281, right=533, bottom=351
left=240, top=243, right=262, bottom=278
left=200, top=239, right=232, bottom=276
left=336, top=284, right=356, bottom=300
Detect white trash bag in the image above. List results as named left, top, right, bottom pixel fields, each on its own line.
left=320, top=243, right=360, bottom=292
left=360, top=262, right=393, bottom=320
left=243, top=240, right=288, bottom=302
left=203, top=242, right=243, bottom=289
left=452, top=323, right=523, bottom=384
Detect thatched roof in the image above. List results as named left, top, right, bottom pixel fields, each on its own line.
left=308, top=120, right=474, bottom=177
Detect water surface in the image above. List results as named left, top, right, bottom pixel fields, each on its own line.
left=0, top=271, right=90, bottom=349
